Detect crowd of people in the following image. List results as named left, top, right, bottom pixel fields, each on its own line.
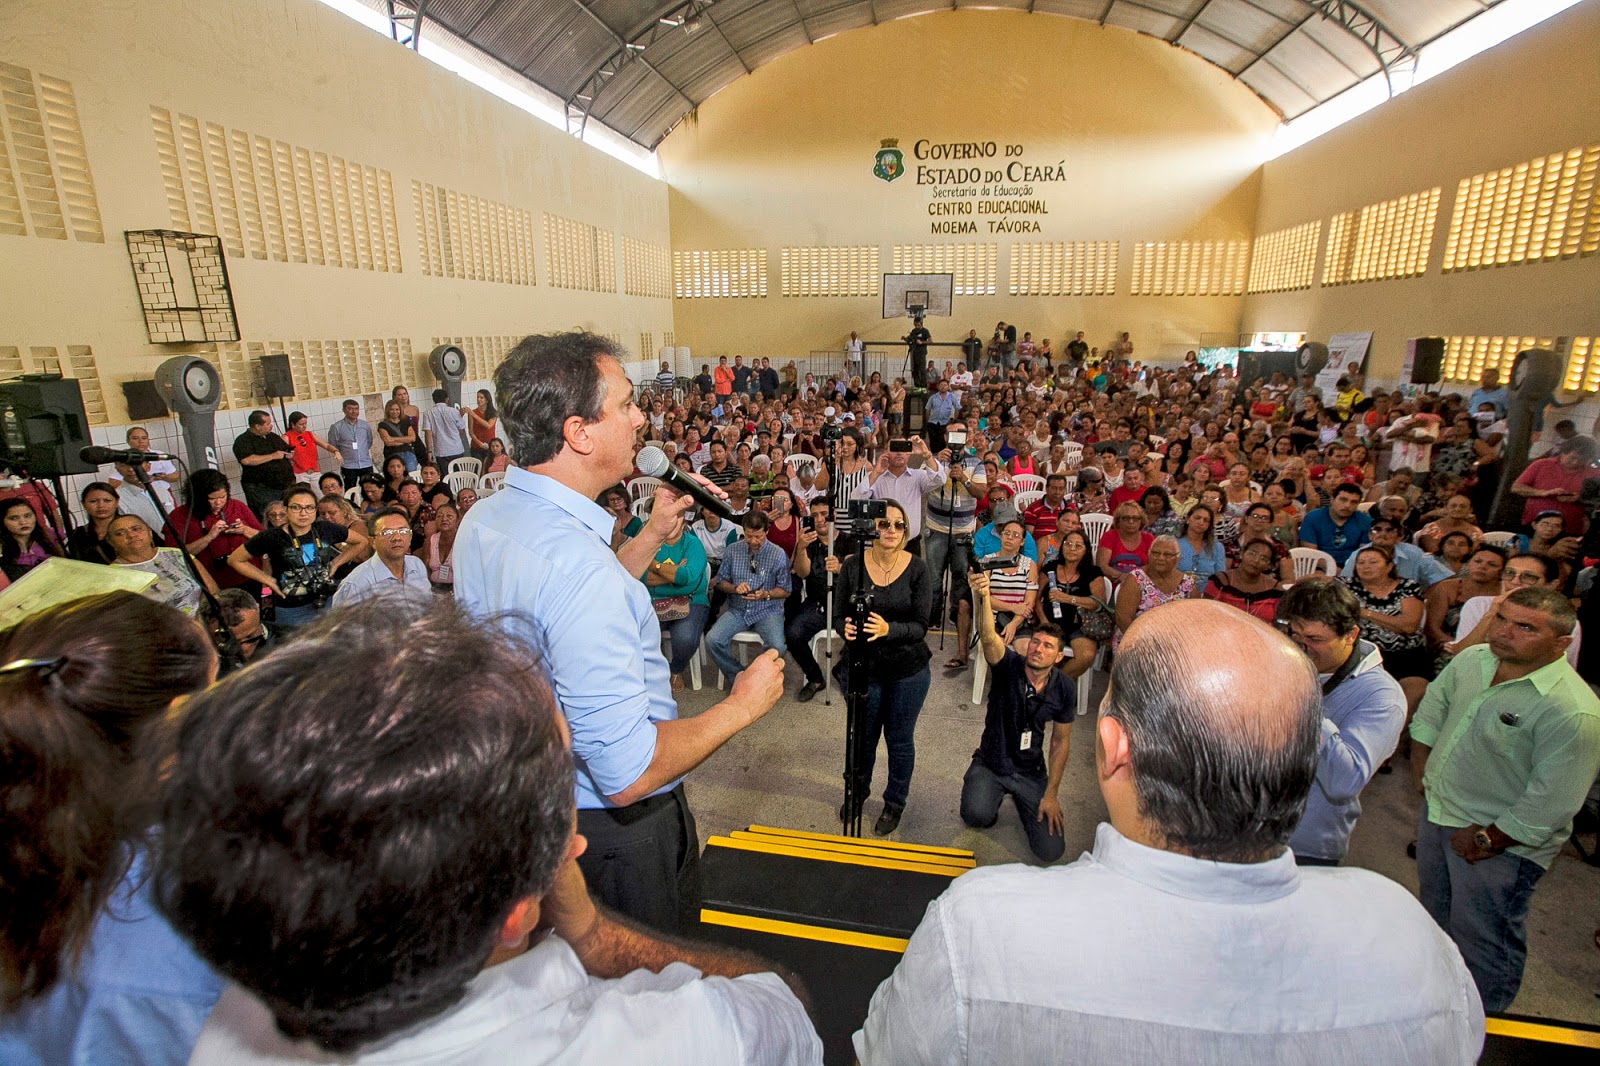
left=4, top=328, right=1600, bottom=1064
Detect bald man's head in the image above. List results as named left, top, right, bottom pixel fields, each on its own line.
left=1104, top=600, right=1321, bottom=863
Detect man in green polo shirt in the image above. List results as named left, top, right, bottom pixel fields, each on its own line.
left=1410, top=586, right=1600, bottom=1013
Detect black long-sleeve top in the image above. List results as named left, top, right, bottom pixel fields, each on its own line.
left=836, top=553, right=933, bottom=680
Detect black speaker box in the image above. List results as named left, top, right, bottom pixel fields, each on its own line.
left=123, top=379, right=170, bottom=421
left=0, top=376, right=96, bottom=476
left=904, top=391, right=927, bottom=433
left=1410, top=337, right=1445, bottom=386
left=261, top=353, right=295, bottom=398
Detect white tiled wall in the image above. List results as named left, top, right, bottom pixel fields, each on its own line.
left=59, top=379, right=495, bottom=525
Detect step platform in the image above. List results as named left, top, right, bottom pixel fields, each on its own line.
left=693, top=825, right=1595, bottom=1066
left=695, top=824, right=973, bottom=1065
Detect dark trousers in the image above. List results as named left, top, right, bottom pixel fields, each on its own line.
left=926, top=423, right=948, bottom=454
left=340, top=466, right=372, bottom=489
left=787, top=602, right=831, bottom=686
left=242, top=481, right=285, bottom=522
left=576, top=783, right=700, bottom=936
left=960, top=756, right=1066, bottom=862
left=910, top=350, right=927, bottom=389
left=846, top=665, right=932, bottom=810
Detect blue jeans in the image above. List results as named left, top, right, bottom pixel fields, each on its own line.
left=847, top=666, right=932, bottom=810
left=398, top=451, right=419, bottom=472
left=1415, top=816, right=1545, bottom=1013
left=663, top=602, right=709, bottom=676
left=960, top=756, right=1065, bottom=863
left=707, top=609, right=787, bottom=681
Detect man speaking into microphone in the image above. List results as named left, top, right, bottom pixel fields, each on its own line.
left=454, top=332, right=785, bottom=935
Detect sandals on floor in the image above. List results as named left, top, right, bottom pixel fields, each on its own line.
left=944, top=656, right=968, bottom=670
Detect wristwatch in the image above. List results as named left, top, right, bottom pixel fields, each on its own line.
left=1472, top=828, right=1495, bottom=851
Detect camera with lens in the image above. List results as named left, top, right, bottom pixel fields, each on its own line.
left=820, top=422, right=845, bottom=441
left=279, top=565, right=338, bottom=605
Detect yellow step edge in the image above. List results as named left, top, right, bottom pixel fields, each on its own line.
left=1485, top=1016, right=1600, bottom=1048
left=746, top=823, right=975, bottom=859
left=700, top=908, right=909, bottom=954
left=706, top=835, right=965, bottom=877
left=730, top=830, right=975, bottom=868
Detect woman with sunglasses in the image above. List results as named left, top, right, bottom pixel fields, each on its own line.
left=826, top=499, right=933, bottom=837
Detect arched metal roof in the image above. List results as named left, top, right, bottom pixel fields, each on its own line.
left=387, top=0, right=1507, bottom=149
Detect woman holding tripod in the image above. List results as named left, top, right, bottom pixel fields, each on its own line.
left=827, top=499, right=934, bottom=836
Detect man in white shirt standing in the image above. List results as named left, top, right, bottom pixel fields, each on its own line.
left=159, top=599, right=822, bottom=1066
left=847, top=330, right=864, bottom=373
left=422, top=387, right=468, bottom=470
left=856, top=599, right=1483, bottom=1065
left=102, top=425, right=181, bottom=510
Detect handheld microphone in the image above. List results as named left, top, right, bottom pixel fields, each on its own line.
left=79, top=446, right=178, bottom=465
left=634, top=446, right=733, bottom=521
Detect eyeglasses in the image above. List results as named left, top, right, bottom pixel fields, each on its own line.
left=286, top=503, right=318, bottom=513
left=875, top=518, right=908, bottom=531
left=1504, top=570, right=1545, bottom=586
left=376, top=527, right=413, bottom=538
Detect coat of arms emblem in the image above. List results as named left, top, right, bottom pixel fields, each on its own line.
left=873, top=138, right=903, bottom=183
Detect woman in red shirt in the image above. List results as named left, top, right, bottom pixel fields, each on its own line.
left=165, top=468, right=263, bottom=589
left=283, top=412, right=337, bottom=484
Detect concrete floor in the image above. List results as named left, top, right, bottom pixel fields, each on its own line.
left=679, top=631, right=1600, bottom=1027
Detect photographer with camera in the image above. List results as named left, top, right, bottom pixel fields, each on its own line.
left=227, top=485, right=366, bottom=631
left=831, top=499, right=934, bottom=836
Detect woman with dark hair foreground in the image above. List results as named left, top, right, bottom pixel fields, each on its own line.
left=0, top=592, right=220, bottom=1063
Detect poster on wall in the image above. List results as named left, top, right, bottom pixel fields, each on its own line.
left=1317, top=332, right=1373, bottom=403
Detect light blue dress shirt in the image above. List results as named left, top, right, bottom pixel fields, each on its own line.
left=1178, top=537, right=1228, bottom=583
left=329, top=553, right=432, bottom=606
left=0, top=848, right=221, bottom=1066
left=1339, top=540, right=1452, bottom=588
left=454, top=468, right=676, bottom=808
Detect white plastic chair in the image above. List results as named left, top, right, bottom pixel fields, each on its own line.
left=1012, top=473, right=1046, bottom=494
left=1289, top=547, right=1337, bottom=579
left=1079, top=512, right=1114, bottom=546
left=714, top=631, right=771, bottom=689
left=1357, top=501, right=1375, bottom=513
left=478, top=471, right=506, bottom=496
left=445, top=470, right=477, bottom=496
left=629, top=476, right=662, bottom=503
left=631, top=497, right=654, bottom=521
left=1058, top=474, right=1077, bottom=497
left=1013, top=490, right=1045, bottom=512
left=1481, top=530, right=1520, bottom=549
left=1063, top=442, right=1084, bottom=465
left=809, top=629, right=843, bottom=675
left=447, top=457, right=481, bottom=478
left=1148, top=435, right=1167, bottom=450
left=343, top=485, right=361, bottom=505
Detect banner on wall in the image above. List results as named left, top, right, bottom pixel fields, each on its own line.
left=1317, top=332, right=1373, bottom=404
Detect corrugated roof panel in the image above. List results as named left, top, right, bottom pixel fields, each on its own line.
left=1176, top=21, right=1256, bottom=74
left=1031, top=0, right=1115, bottom=18
left=1104, top=3, right=1184, bottom=40
left=1263, top=30, right=1362, bottom=98
left=804, top=5, right=875, bottom=39
left=1197, top=0, right=1297, bottom=52
left=1297, top=15, right=1383, bottom=80
left=526, top=20, right=625, bottom=96
left=717, top=1, right=802, bottom=50
left=1239, top=59, right=1317, bottom=119
left=737, top=25, right=814, bottom=67
left=404, top=0, right=1517, bottom=150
